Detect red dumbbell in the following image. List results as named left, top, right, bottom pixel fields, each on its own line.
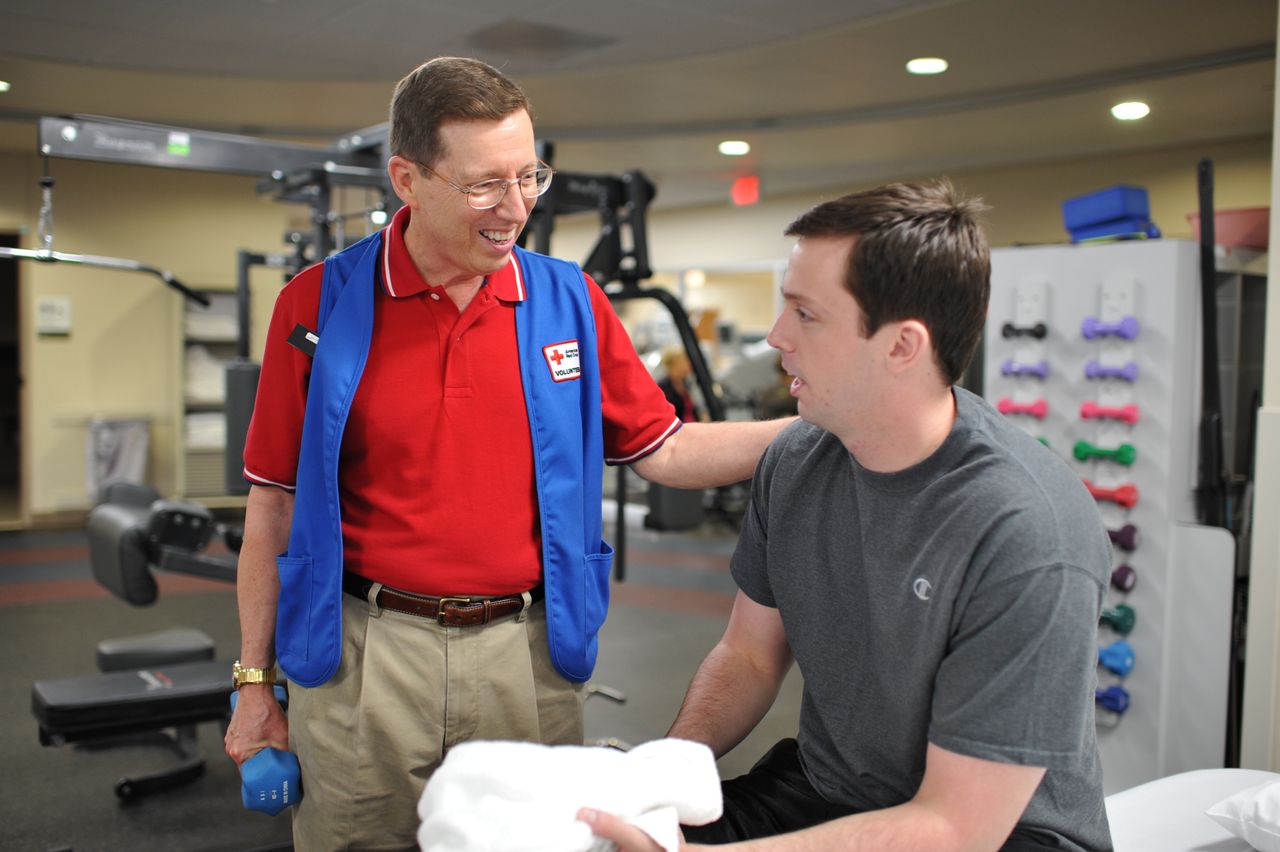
left=997, top=397, right=1048, bottom=419
left=1083, top=479, right=1140, bottom=508
left=1080, top=401, right=1140, bottom=424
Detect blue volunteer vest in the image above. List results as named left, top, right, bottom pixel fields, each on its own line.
left=274, top=231, right=613, bottom=687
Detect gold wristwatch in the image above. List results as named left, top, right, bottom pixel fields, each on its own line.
left=232, top=660, right=277, bottom=689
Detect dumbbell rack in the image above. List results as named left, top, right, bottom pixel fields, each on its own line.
left=985, top=239, right=1235, bottom=795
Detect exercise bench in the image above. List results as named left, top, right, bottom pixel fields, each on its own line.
left=30, top=483, right=241, bottom=802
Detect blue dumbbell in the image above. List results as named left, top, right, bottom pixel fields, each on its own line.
left=1096, top=685, right=1130, bottom=714
left=1098, top=641, right=1135, bottom=677
left=230, top=686, right=302, bottom=816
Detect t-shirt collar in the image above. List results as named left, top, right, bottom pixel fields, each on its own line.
left=380, top=204, right=526, bottom=302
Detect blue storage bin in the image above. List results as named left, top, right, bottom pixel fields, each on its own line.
left=1062, top=186, right=1150, bottom=231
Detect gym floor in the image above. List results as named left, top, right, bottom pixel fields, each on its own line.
left=0, top=505, right=803, bottom=852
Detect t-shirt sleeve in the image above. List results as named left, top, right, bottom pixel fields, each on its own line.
left=928, top=560, right=1105, bottom=770
left=241, top=264, right=323, bottom=490
left=586, top=274, right=682, bottom=464
left=729, top=433, right=785, bottom=608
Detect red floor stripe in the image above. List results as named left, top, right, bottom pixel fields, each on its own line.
left=0, top=546, right=90, bottom=566
left=0, top=574, right=233, bottom=606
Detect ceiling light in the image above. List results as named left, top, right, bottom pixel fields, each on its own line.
left=718, top=140, right=750, bottom=156
left=906, top=57, right=948, bottom=75
left=0, top=81, right=10, bottom=93
left=369, top=209, right=388, bottom=226
left=1111, top=101, right=1150, bottom=121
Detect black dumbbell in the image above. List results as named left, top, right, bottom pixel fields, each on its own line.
left=1001, top=321, right=1048, bottom=340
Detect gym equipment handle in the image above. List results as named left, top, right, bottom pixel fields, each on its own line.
left=1110, top=564, right=1137, bottom=592
left=1073, top=440, right=1137, bottom=466
left=1099, top=640, right=1135, bottom=677
left=1108, top=524, right=1139, bottom=552
left=1096, top=685, right=1131, bottom=714
left=997, top=397, right=1048, bottom=419
left=1083, top=479, right=1140, bottom=509
left=1085, top=360, right=1139, bottom=382
left=1081, top=315, right=1140, bottom=340
left=1000, top=359, right=1049, bottom=380
left=1001, top=321, right=1047, bottom=340
left=1100, top=603, right=1136, bottom=636
left=1080, top=400, right=1140, bottom=424
left=230, top=688, right=302, bottom=816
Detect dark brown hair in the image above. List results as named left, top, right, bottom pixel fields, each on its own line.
left=785, top=179, right=990, bottom=385
left=389, top=57, right=531, bottom=166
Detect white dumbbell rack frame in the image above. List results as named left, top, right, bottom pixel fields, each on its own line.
left=985, top=239, right=1235, bottom=795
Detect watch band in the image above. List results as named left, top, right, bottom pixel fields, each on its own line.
left=232, top=660, right=277, bottom=689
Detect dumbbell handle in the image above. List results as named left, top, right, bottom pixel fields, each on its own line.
left=1108, top=523, right=1139, bottom=552
left=997, top=397, right=1048, bottom=419
left=1001, top=321, right=1048, bottom=340
left=1001, top=359, right=1049, bottom=379
left=1085, top=360, right=1139, bottom=382
left=230, top=688, right=302, bottom=816
left=1080, top=400, right=1140, bottom=424
left=1082, top=315, right=1140, bottom=340
left=1073, top=440, right=1136, bottom=466
left=1096, top=685, right=1131, bottom=714
left=1099, top=640, right=1135, bottom=677
left=1083, top=478, right=1140, bottom=508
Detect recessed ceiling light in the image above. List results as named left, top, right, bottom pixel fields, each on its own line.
left=0, top=81, right=10, bottom=93
left=718, top=140, right=750, bottom=156
left=906, top=57, right=948, bottom=75
left=1111, top=101, right=1150, bottom=121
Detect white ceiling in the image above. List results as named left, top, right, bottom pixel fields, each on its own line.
left=0, top=0, right=1274, bottom=208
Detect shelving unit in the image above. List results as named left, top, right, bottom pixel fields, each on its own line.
left=179, top=290, right=242, bottom=504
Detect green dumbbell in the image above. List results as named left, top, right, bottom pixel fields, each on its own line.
left=1100, top=603, right=1136, bottom=636
left=1074, top=440, right=1136, bottom=466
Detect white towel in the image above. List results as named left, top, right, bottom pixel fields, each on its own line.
left=418, top=738, right=722, bottom=852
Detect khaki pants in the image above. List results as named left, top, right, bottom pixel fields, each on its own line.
left=289, top=587, right=585, bottom=851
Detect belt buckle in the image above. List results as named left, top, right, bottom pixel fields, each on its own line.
left=436, top=596, right=473, bottom=625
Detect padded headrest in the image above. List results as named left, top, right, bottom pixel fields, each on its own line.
left=86, top=502, right=156, bottom=606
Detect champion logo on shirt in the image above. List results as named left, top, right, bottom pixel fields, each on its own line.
left=543, top=340, right=582, bottom=382
left=913, top=578, right=933, bottom=601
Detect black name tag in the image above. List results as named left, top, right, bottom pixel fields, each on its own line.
left=287, top=323, right=319, bottom=357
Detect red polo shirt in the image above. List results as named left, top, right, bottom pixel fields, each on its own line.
left=243, top=205, right=680, bottom=595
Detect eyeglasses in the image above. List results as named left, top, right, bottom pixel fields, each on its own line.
left=416, top=161, right=555, bottom=210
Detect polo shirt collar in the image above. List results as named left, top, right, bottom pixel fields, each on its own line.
left=380, top=204, right=527, bottom=303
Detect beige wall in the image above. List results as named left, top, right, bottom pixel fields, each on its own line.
left=2, top=154, right=298, bottom=517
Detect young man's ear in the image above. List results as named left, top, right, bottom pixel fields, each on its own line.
left=885, top=320, right=931, bottom=375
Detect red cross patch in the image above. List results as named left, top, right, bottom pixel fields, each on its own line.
left=543, top=340, right=582, bottom=382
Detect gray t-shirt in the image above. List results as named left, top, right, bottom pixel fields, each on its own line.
left=732, top=387, right=1112, bottom=851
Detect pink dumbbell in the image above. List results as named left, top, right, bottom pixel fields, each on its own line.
left=1080, top=401, right=1140, bottom=424
left=1083, top=479, right=1140, bottom=509
left=997, top=397, right=1048, bottom=419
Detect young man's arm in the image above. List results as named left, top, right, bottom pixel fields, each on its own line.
left=223, top=484, right=293, bottom=767
left=631, top=419, right=795, bottom=490
left=665, top=590, right=794, bottom=757
left=580, top=744, right=1045, bottom=852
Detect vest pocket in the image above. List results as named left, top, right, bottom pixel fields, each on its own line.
left=274, top=554, right=313, bottom=666
left=583, top=542, right=615, bottom=638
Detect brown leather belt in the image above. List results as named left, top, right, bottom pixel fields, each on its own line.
left=342, top=572, right=542, bottom=627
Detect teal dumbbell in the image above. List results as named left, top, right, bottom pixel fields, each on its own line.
left=1100, top=603, right=1136, bottom=636
left=230, top=686, right=302, bottom=816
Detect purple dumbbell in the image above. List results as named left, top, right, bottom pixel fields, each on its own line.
left=1081, top=315, right=1140, bottom=340
left=1111, top=564, right=1137, bottom=593
left=1108, top=523, right=1139, bottom=552
left=1001, top=359, right=1049, bottom=380
left=1085, top=360, right=1139, bottom=382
